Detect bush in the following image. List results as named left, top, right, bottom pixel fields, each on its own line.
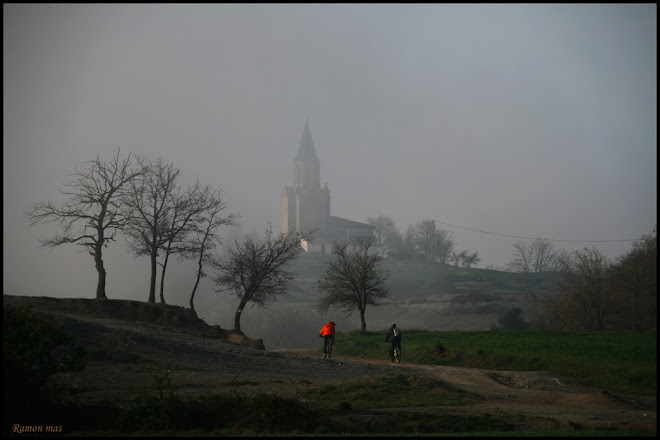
left=492, top=307, right=529, bottom=330
left=3, top=305, right=87, bottom=422
left=116, top=371, right=314, bottom=434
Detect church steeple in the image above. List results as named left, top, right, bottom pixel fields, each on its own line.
left=293, top=121, right=321, bottom=189
left=282, top=121, right=331, bottom=235
left=295, top=121, right=318, bottom=162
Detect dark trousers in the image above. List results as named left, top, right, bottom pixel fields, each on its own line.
left=389, top=341, right=401, bottom=360
left=323, top=335, right=334, bottom=356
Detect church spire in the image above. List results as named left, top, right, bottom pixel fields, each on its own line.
left=292, top=121, right=321, bottom=189
left=295, top=120, right=318, bottom=162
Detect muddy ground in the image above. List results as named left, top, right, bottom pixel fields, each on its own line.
left=4, top=295, right=656, bottom=435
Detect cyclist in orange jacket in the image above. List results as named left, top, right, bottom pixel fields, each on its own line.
left=319, top=321, right=336, bottom=358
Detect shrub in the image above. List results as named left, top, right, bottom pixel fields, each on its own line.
left=116, top=372, right=314, bottom=434
left=3, top=305, right=87, bottom=424
left=492, top=307, right=529, bottom=330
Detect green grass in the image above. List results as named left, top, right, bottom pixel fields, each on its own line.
left=303, top=372, right=480, bottom=411
left=333, top=329, right=657, bottom=394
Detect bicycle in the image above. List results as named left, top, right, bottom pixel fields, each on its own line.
left=393, top=346, right=401, bottom=364
left=323, top=337, right=334, bottom=359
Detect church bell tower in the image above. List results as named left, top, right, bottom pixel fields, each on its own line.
left=282, top=122, right=330, bottom=235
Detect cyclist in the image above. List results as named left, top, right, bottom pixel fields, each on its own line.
left=385, top=323, right=402, bottom=362
left=319, top=321, right=336, bottom=358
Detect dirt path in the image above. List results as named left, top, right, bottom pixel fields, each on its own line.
left=274, top=349, right=656, bottom=433
left=57, top=322, right=654, bottom=434
left=7, top=295, right=655, bottom=434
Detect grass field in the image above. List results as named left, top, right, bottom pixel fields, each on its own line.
left=333, top=329, right=657, bottom=394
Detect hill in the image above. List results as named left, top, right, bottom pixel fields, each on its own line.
left=183, top=253, right=565, bottom=350
left=238, top=253, right=564, bottom=348
left=289, top=252, right=563, bottom=298
left=2, top=294, right=266, bottom=349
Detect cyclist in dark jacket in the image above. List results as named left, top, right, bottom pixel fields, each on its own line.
left=385, top=323, right=402, bottom=362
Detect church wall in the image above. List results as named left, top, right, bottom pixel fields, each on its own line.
left=281, top=187, right=298, bottom=234
left=299, top=187, right=328, bottom=233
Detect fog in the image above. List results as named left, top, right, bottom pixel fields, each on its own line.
left=3, top=4, right=656, bottom=345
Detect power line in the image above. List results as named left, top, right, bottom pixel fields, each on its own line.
left=433, top=219, right=643, bottom=243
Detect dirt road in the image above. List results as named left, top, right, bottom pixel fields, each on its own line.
left=277, top=349, right=655, bottom=433
left=5, top=295, right=656, bottom=434
left=46, top=316, right=655, bottom=434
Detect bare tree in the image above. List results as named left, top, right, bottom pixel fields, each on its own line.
left=367, top=214, right=404, bottom=258
left=403, top=224, right=417, bottom=259
left=449, top=250, right=463, bottom=266
left=415, top=219, right=437, bottom=262
left=450, top=250, right=481, bottom=268
left=506, top=239, right=566, bottom=273
left=545, top=247, right=613, bottom=330
left=608, top=228, right=657, bottom=331
left=463, top=252, right=481, bottom=268
left=540, top=230, right=657, bottom=332
left=383, top=227, right=404, bottom=258
left=412, top=220, right=454, bottom=263
left=123, top=156, right=180, bottom=303
left=156, top=186, right=190, bottom=304
left=179, top=188, right=237, bottom=313
left=156, top=181, right=232, bottom=304
left=211, top=224, right=313, bottom=333
left=26, top=148, right=144, bottom=299
left=366, top=214, right=396, bottom=246
left=506, top=240, right=533, bottom=272
left=316, top=237, right=390, bottom=331
left=433, top=228, right=455, bottom=264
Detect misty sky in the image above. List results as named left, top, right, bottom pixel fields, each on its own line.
left=3, top=4, right=657, bottom=306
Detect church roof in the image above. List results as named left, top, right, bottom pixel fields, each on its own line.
left=295, top=121, right=319, bottom=162
left=328, top=216, right=375, bottom=230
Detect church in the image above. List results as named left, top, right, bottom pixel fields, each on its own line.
left=282, top=122, right=375, bottom=253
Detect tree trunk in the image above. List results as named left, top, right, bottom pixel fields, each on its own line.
left=159, top=250, right=171, bottom=304
left=189, top=253, right=204, bottom=313
left=189, top=296, right=196, bottom=315
left=189, top=271, right=200, bottom=316
left=148, top=249, right=157, bottom=303
left=234, top=298, right=249, bottom=333
left=360, top=308, right=367, bottom=331
left=94, top=251, right=107, bottom=300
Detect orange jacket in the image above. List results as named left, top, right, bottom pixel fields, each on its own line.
left=319, top=322, right=336, bottom=337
